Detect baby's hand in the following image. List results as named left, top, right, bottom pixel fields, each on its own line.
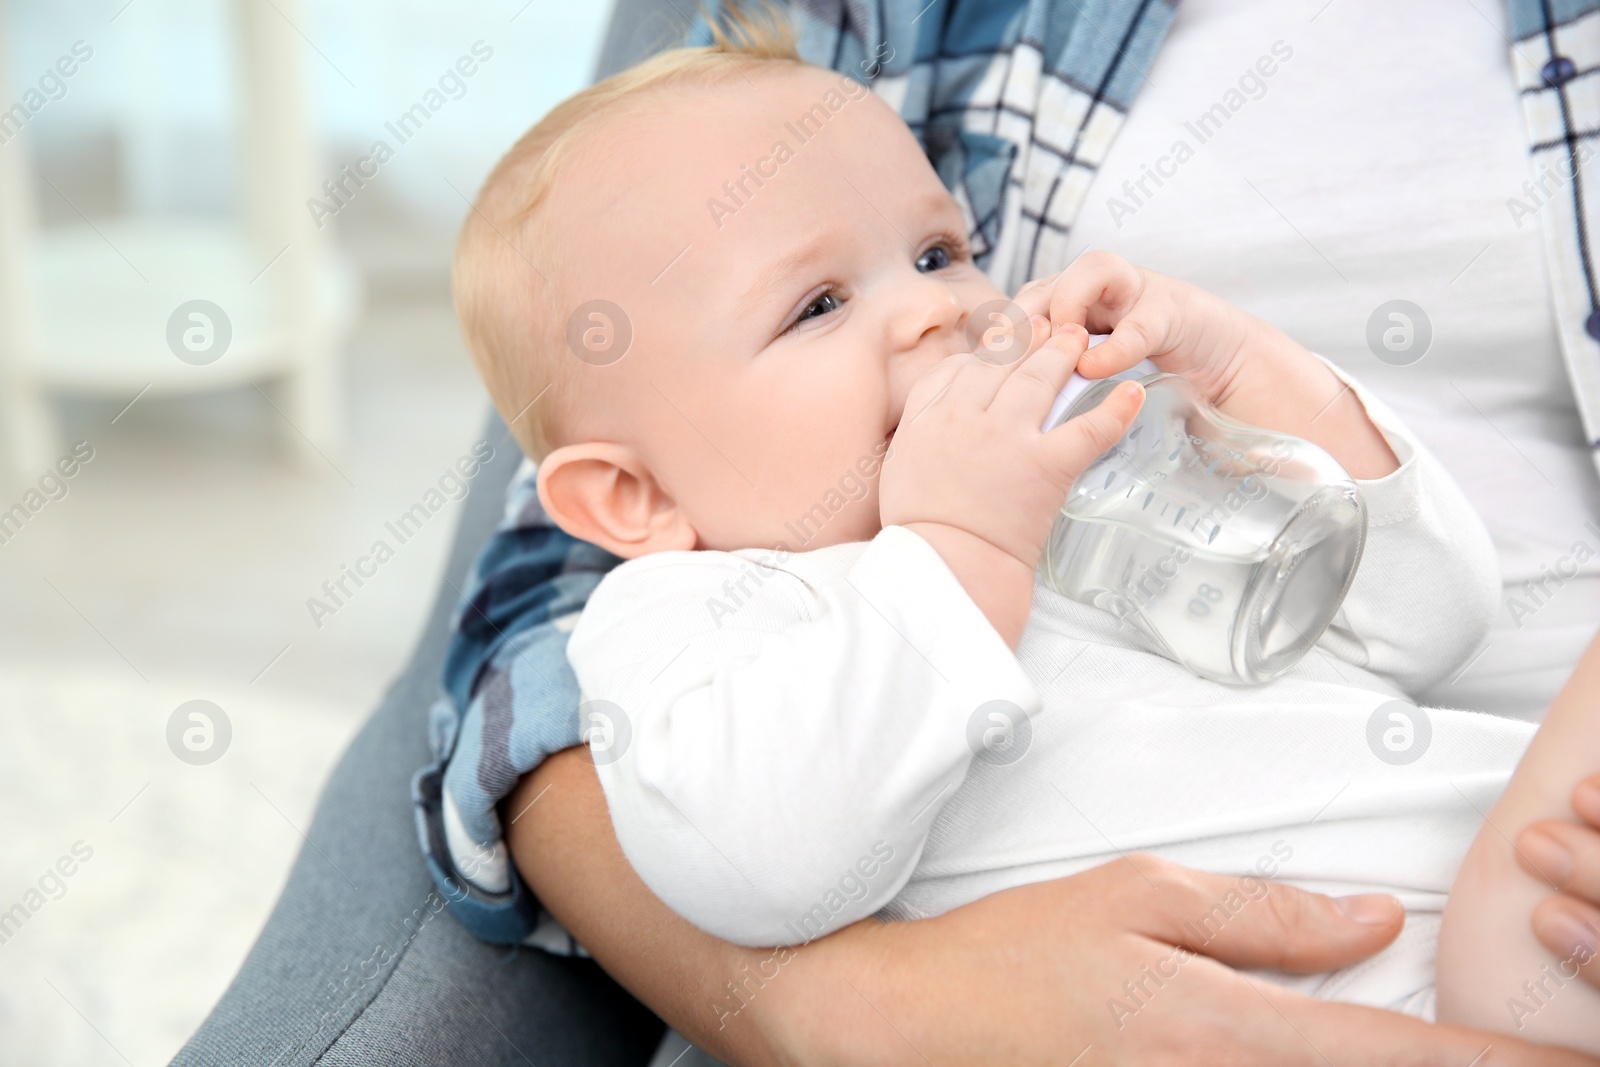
left=1011, top=249, right=1267, bottom=408
left=878, top=324, right=1144, bottom=646
left=1012, top=250, right=1400, bottom=480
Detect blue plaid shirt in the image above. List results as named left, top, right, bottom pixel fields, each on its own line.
left=414, top=0, right=1600, bottom=947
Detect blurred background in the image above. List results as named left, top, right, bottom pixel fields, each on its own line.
left=0, top=1, right=611, bottom=1062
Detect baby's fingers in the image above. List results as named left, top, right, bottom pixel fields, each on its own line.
left=1078, top=311, right=1162, bottom=379
left=1046, top=249, right=1144, bottom=334
left=1044, top=379, right=1144, bottom=476
left=898, top=350, right=982, bottom=429
left=1010, top=271, right=1064, bottom=322
left=966, top=301, right=1044, bottom=366
left=988, top=322, right=1089, bottom=423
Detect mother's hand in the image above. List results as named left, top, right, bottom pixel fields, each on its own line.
left=509, top=752, right=1599, bottom=1066
left=1518, top=774, right=1600, bottom=988
left=778, top=862, right=1596, bottom=1066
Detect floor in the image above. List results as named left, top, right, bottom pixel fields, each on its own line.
left=0, top=215, right=490, bottom=1066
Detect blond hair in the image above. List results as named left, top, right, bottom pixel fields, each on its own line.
left=452, top=0, right=802, bottom=462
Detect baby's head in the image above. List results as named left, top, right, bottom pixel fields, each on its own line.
left=454, top=4, right=1007, bottom=558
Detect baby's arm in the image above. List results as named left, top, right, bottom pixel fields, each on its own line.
left=570, top=527, right=1041, bottom=947
left=1437, top=628, right=1600, bottom=1051
left=566, top=293, right=1142, bottom=948
left=1015, top=252, right=1496, bottom=692
left=1301, top=361, right=1501, bottom=694
left=1014, top=250, right=1401, bottom=481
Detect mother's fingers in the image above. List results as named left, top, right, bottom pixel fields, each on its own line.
left=1103, top=852, right=1404, bottom=975
left=1573, top=776, right=1600, bottom=828
left=1519, top=818, right=1600, bottom=905
left=1517, top=773, right=1600, bottom=991
left=1530, top=895, right=1600, bottom=989
left=1096, top=851, right=1600, bottom=1065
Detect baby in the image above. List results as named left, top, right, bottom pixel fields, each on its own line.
left=452, top=13, right=1600, bottom=1052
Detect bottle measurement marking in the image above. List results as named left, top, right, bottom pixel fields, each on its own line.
left=1087, top=423, right=1240, bottom=547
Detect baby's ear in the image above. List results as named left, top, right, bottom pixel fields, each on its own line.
left=535, top=443, right=697, bottom=559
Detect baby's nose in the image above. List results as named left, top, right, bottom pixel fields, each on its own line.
left=893, top=278, right=964, bottom=347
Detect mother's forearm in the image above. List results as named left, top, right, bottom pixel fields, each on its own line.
left=506, top=749, right=801, bottom=1066
left=506, top=750, right=1600, bottom=1067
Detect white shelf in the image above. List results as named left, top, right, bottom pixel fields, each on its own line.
left=0, top=0, right=357, bottom=481
left=28, top=220, right=362, bottom=395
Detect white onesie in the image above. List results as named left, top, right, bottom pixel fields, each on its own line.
left=569, top=365, right=1535, bottom=1017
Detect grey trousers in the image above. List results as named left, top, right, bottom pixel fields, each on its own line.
left=172, top=422, right=726, bottom=1066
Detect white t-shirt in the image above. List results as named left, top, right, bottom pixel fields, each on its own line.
left=1067, top=0, right=1600, bottom=719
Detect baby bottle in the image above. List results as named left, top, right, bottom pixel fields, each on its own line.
left=1037, top=363, right=1367, bottom=685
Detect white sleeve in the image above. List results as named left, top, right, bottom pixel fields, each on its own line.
left=1313, top=358, right=1501, bottom=695
left=568, top=525, right=1041, bottom=947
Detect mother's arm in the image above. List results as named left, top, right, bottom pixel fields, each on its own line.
left=508, top=751, right=1600, bottom=1067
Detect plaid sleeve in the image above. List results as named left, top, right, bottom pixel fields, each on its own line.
left=411, top=462, right=622, bottom=948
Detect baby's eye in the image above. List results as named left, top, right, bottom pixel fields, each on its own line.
left=917, top=244, right=953, bottom=273
left=794, top=291, right=841, bottom=327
